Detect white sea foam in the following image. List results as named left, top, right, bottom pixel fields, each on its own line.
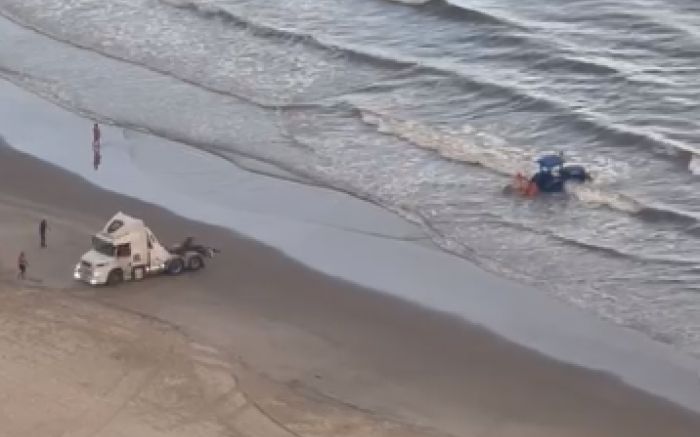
left=360, top=109, right=644, bottom=216
left=689, top=154, right=700, bottom=176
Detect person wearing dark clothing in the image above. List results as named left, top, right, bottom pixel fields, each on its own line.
left=93, top=149, right=101, bottom=170
left=17, top=252, right=27, bottom=280
left=93, top=123, right=101, bottom=148
left=93, top=123, right=102, bottom=170
left=40, top=219, right=48, bottom=248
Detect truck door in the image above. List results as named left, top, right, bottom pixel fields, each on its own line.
left=147, top=234, right=153, bottom=268
left=116, top=243, right=132, bottom=276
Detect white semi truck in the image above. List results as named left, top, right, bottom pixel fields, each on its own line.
left=74, top=212, right=217, bottom=285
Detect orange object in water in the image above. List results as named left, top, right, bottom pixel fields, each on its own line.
left=513, top=173, right=527, bottom=195
left=512, top=173, right=538, bottom=197
left=525, top=181, right=538, bottom=197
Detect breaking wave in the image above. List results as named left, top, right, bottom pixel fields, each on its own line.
left=156, top=0, right=699, bottom=169
left=8, top=0, right=691, bottom=171
left=359, top=109, right=700, bottom=232
left=383, top=0, right=525, bottom=28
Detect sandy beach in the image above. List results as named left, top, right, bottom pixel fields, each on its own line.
left=0, top=282, right=293, bottom=437
left=2, top=1, right=700, bottom=434
left=2, top=140, right=700, bottom=436
left=0, top=148, right=438, bottom=437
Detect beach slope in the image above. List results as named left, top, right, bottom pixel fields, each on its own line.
left=2, top=141, right=700, bottom=436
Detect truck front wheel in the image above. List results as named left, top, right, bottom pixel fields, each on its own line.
left=167, top=258, right=184, bottom=275
left=107, top=269, right=123, bottom=286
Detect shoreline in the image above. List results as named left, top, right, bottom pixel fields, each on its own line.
left=2, top=77, right=700, bottom=413
left=1, top=96, right=700, bottom=435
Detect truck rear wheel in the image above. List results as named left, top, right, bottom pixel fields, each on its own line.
left=187, top=255, right=204, bottom=271
left=107, top=269, right=123, bottom=286
left=167, top=258, right=184, bottom=275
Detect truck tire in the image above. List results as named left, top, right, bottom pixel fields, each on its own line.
left=132, top=266, right=146, bottom=281
left=107, top=269, right=123, bottom=286
left=187, top=255, right=204, bottom=271
left=167, top=258, right=184, bottom=275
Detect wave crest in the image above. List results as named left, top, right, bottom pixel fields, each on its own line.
left=358, top=109, right=693, bottom=222
left=382, top=0, right=524, bottom=28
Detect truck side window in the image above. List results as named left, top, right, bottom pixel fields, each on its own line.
left=117, top=244, right=131, bottom=258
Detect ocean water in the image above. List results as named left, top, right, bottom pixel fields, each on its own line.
left=1, top=0, right=700, bottom=357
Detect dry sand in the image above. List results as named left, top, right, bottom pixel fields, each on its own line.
left=0, top=283, right=260, bottom=437
left=2, top=144, right=700, bottom=436
left=0, top=281, right=440, bottom=437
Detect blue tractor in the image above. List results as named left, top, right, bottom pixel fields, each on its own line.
left=529, top=153, right=591, bottom=193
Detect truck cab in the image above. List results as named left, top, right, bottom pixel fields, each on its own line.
left=74, top=212, right=171, bottom=285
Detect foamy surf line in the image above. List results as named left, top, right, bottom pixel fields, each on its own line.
left=360, top=109, right=650, bottom=215
left=2, top=78, right=700, bottom=412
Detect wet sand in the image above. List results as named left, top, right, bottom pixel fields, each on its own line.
left=2, top=142, right=700, bottom=436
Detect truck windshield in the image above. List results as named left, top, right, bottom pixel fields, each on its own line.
left=92, top=236, right=115, bottom=257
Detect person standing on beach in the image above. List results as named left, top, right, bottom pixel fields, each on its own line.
left=39, top=219, right=48, bottom=248
left=17, top=252, right=27, bottom=280
left=93, top=147, right=101, bottom=170
left=92, top=122, right=101, bottom=170
left=93, top=123, right=101, bottom=149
